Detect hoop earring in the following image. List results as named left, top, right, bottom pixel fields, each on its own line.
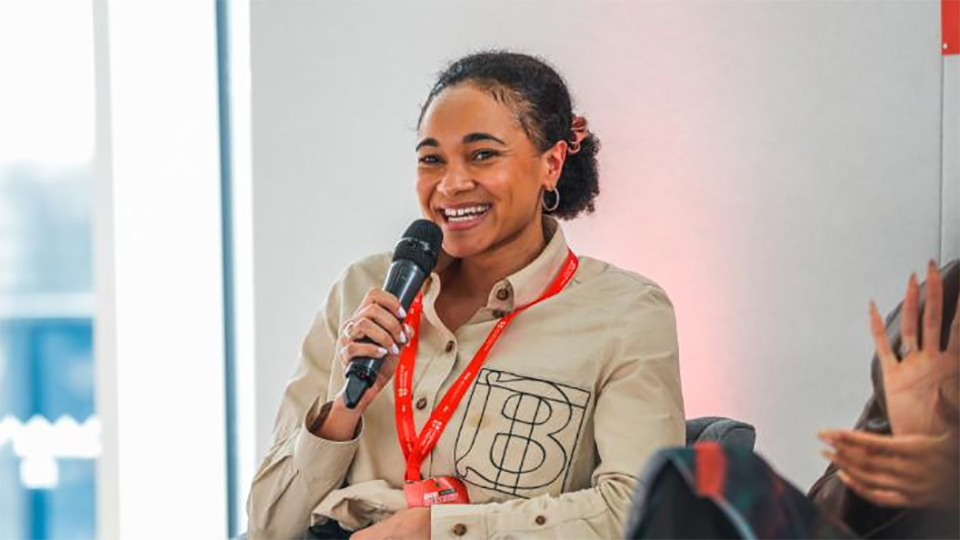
left=541, top=187, right=560, bottom=212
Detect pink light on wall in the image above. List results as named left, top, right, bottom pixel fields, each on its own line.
left=561, top=8, right=750, bottom=421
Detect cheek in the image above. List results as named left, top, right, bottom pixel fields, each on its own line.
left=415, top=174, right=435, bottom=208
left=495, top=170, right=542, bottom=213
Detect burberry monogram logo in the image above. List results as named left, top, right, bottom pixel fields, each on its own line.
left=454, top=369, right=591, bottom=498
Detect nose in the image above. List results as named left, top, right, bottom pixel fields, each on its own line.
left=436, top=161, right=475, bottom=198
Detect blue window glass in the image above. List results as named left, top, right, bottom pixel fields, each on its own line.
left=0, top=2, right=97, bottom=538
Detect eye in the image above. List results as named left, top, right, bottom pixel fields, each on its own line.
left=472, top=149, right=500, bottom=161
left=418, top=154, right=443, bottom=165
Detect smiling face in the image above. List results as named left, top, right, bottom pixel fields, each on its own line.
left=416, top=84, right=565, bottom=260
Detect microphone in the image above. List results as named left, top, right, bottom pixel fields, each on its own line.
left=342, top=219, right=443, bottom=409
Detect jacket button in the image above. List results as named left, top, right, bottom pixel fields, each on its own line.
left=452, top=523, right=467, bottom=536
left=496, top=288, right=510, bottom=301
left=535, top=515, right=547, bottom=526
left=415, top=397, right=428, bottom=410
left=444, top=340, right=455, bottom=353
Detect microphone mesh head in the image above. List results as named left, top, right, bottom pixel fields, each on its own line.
left=393, top=219, right=443, bottom=273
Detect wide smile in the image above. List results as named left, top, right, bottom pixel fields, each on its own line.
left=437, top=203, right=492, bottom=232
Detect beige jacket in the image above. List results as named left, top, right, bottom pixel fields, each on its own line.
left=247, top=220, right=685, bottom=539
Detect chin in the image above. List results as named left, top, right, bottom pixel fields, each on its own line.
left=441, top=241, right=486, bottom=260
left=441, top=229, right=500, bottom=259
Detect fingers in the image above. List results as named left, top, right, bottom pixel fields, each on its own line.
left=823, top=448, right=911, bottom=492
left=340, top=290, right=410, bottom=357
left=871, top=301, right=897, bottom=372
left=356, top=304, right=409, bottom=348
left=820, top=428, right=937, bottom=454
left=363, top=288, right=407, bottom=320
left=836, top=470, right=912, bottom=508
left=820, top=430, right=940, bottom=508
left=820, top=430, right=901, bottom=461
left=923, top=261, right=943, bottom=353
left=341, top=341, right=389, bottom=364
left=352, top=316, right=402, bottom=356
left=901, top=273, right=920, bottom=355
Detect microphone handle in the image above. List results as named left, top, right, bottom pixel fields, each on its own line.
left=343, top=260, right=428, bottom=409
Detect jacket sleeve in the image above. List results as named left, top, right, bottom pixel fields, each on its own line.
left=246, top=276, right=361, bottom=539
left=430, top=284, right=686, bottom=540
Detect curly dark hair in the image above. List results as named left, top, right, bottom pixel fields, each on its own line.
left=418, top=51, right=600, bottom=220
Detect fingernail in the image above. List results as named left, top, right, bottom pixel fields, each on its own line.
left=377, top=347, right=388, bottom=358
left=399, top=331, right=408, bottom=344
left=398, top=306, right=407, bottom=319
left=405, top=324, right=415, bottom=338
left=391, top=344, right=400, bottom=356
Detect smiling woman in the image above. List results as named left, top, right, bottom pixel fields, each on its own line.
left=246, top=51, right=685, bottom=540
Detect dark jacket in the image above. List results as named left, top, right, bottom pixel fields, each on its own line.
left=808, top=260, right=959, bottom=539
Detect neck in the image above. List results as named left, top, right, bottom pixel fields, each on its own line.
left=448, top=218, right=547, bottom=299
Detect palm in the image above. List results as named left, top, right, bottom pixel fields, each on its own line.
left=883, top=346, right=959, bottom=436
left=872, top=265, right=960, bottom=437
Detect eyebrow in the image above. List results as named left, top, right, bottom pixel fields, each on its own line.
left=415, top=132, right=507, bottom=151
left=463, top=132, right=506, bottom=146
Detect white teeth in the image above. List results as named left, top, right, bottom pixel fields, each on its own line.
left=442, top=205, right=490, bottom=220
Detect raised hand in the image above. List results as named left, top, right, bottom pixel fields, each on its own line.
left=870, top=261, right=959, bottom=437
left=820, top=261, right=960, bottom=510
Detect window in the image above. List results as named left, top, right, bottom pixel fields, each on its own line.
left=0, top=2, right=98, bottom=538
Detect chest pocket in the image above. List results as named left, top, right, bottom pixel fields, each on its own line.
left=452, top=368, right=592, bottom=499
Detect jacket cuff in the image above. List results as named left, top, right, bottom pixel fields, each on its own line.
left=431, top=504, right=488, bottom=540
left=293, top=400, right=363, bottom=484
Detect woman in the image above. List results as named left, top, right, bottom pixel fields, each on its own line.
left=247, top=51, right=685, bottom=540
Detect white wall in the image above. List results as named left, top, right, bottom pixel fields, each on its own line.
left=95, top=2, right=228, bottom=537
left=249, top=0, right=956, bottom=491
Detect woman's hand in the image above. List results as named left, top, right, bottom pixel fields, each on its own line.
left=335, top=288, right=414, bottom=413
left=819, top=261, right=960, bottom=509
left=311, top=288, right=413, bottom=441
left=820, top=429, right=959, bottom=509
left=870, top=261, right=959, bottom=437
left=350, top=507, right=431, bottom=540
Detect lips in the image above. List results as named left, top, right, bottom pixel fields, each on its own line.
left=437, top=203, right=492, bottom=231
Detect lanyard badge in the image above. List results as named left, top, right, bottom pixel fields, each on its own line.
left=394, top=250, right=579, bottom=508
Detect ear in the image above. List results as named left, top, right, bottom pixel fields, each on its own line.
left=541, top=140, right=568, bottom=190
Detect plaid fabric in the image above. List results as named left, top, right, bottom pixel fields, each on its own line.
left=626, top=443, right=856, bottom=539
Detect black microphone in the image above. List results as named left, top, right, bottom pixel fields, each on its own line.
left=342, top=219, right=443, bottom=409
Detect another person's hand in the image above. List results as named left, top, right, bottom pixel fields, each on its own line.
left=350, top=507, right=431, bottom=540
left=820, top=261, right=960, bottom=509
left=870, top=261, right=959, bottom=437
left=335, top=288, right=414, bottom=413
left=820, top=429, right=959, bottom=509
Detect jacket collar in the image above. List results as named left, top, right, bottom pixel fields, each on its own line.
left=425, top=217, right=571, bottom=315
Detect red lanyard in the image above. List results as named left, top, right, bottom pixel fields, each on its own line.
left=394, top=250, right=579, bottom=482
